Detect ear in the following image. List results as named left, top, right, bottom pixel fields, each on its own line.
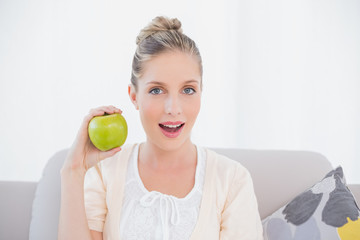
left=128, top=84, right=139, bottom=110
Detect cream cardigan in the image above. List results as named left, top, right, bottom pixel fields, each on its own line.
left=84, top=143, right=263, bottom=240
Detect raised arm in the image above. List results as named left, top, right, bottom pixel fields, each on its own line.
left=57, top=106, right=122, bottom=240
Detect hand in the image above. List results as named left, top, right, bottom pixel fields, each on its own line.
left=61, top=106, right=123, bottom=174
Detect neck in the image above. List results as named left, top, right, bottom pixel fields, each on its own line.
left=139, top=140, right=197, bottom=170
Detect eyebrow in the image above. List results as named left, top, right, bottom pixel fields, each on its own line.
left=146, top=80, right=200, bottom=86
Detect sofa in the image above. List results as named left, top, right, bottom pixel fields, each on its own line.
left=1, top=147, right=359, bottom=240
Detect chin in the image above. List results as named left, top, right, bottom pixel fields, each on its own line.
left=150, top=135, right=192, bottom=152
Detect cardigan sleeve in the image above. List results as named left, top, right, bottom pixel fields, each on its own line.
left=219, top=164, right=264, bottom=240
left=84, top=165, right=107, bottom=232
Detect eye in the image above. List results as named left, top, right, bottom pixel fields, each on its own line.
left=183, top=88, right=196, bottom=95
left=149, top=88, right=163, bottom=95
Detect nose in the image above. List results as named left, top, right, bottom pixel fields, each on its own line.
left=165, top=95, right=182, bottom=116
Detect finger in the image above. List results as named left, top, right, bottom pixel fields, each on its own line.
left=113, top=106, right=122, bottom=114
left=106, top=106, right=123, bottom=115
left=88, top=106, right=122, bottom=117
left=94, top=106, right=120, bottom=116
left=99, top=147, right=122, bottom=160
left=108, top=105, right=122, bottom=114
left=101, top=106, right=115, bottom=114
left=83, top=109, right=106, bottom=124
left=89, top=106, right=109, bottom=115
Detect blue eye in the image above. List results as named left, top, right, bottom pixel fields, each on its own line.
left=149, top=88, right=163, bottom=95
left=183, top=88, right=196, bottom=95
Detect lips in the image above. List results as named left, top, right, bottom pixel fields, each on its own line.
left=159, top=123, right=185, bottom=132
left=159, top=121, right=185, bottom=138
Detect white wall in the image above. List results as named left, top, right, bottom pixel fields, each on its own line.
left=1, top=0, right=359, bottom=183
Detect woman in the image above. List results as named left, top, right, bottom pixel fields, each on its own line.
left=58, top=16, right=263, bottom=240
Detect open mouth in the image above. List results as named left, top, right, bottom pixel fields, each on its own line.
left=159, top=123, right=185, bottom=133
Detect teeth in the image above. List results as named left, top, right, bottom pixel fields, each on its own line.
left=162, top=124, right=182, bottom=128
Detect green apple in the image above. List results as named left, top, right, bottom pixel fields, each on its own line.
left=88, top=113, right=128, bottom=151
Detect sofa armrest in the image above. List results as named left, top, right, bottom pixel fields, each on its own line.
left=0, top=181, right=37, bottom=240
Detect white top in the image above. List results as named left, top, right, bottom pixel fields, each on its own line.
left=85, top=144, right=263, bottom=239
left=119, top=144, right=206, bottom=240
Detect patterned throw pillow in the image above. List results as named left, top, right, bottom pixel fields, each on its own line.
left=262, top=166, right=360, bottom=240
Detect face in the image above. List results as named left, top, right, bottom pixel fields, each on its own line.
left=129, top=50, right=202, bottom=151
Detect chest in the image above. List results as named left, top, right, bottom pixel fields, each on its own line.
left=138, top=162, right=197, bottom=198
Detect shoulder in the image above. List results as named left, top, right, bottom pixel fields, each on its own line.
left=201, top=147, right=256, bottom=213
left=86, top=143, right=138, bottom=185
left=100, top=143, right=137, bottom=168
left=204, top=147, right=252, bottom=182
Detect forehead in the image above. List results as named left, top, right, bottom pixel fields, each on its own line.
left=139, top=50, right=201, bottom=85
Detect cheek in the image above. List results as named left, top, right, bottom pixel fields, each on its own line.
left=186, top=97, right=201, bottom=120
left=139, top=98, right=163, bottom=123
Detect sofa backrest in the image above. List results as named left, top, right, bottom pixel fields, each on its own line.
left=0, top=181, right=37, bottom=240
left=28, top=149, right=68, bottom=240
left=25, top=147, right=335, bottom=239
left=211, top=148, right=333, bottom=219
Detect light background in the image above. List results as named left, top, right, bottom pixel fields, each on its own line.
left=1, top=0, right=359, bottom=183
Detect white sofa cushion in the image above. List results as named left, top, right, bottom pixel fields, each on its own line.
left=211, top=148, right=333, bottom=219
left=28, top=147, right=334, bottom=239
left=28, top=149, right=67, bottom=240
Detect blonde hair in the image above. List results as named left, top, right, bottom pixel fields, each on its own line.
left=131, top=16, right=203, bottom=90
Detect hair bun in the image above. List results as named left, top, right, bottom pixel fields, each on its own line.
left=136, top=16, right=183, bottom=45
